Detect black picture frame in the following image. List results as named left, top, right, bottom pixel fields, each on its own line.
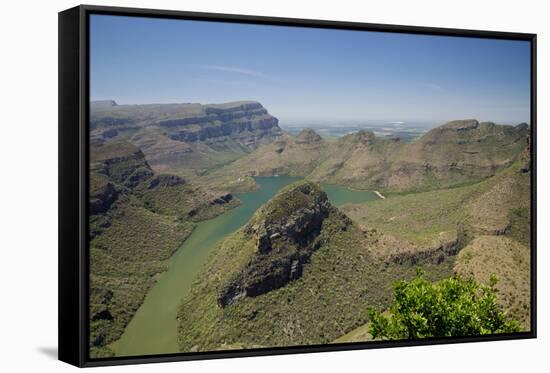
left=59, top=4, right=537, bottom=367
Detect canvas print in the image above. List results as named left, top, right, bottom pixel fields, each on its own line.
left=88, top=14, right=532, bottom=358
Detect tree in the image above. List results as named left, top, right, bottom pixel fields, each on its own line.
left=369, top=270, right=520, bottom=340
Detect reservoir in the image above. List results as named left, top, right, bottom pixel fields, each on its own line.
left=111, top=176, right=379, bottom=356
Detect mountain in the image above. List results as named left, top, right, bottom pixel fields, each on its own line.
left=217, top=181, right=350, bottom=307
left=328, top=153, right=531, bottom=344
left=385, top=120, right=529, bottom=191
left=215, top=128, right=328, bottom=178
left=90, top=101, right=283, bottom=174
left=88, top=140, right=239, bottom=358
left=176, top=180, right=457, bottom=352
left=309, top=130, right=403, bottom=187
left=212, top=119, right=529, bottom=193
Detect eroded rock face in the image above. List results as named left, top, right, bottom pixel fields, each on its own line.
left=165, top=102, right=280, bottom=148
left=90, top=101, right=283, bottom=172
left=90, top=141, right=154, bottom=189
left=90, top=181, right=118, bottom=215
left=217, top=181, right=351, bottom=307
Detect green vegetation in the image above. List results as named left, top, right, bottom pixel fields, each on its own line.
left=368, top=272, right=520, bottom=340
left=88, top=103, right=531, bottom=357
left=90, top=204, right=194, bottom=357
left=343, top=183, right=478, bottom=247
left=88, top=140, right=239, bottom=358
left=177, top=182, right=456, bottom=352
left=342, top=159, right=530, bottom=258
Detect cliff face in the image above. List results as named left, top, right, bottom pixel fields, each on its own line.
left=89, top=141, right=154, bottom=215
left=160, top=102, right=280, bottom=146
left=91, top=141, right=154, bottom=188
left=217, top=181, right=351, bottom=307
left=90, top=101, right=283, bottom=173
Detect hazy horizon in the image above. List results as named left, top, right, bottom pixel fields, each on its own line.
left=90, top=15, right=531, bottom=124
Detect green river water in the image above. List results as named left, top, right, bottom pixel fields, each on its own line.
left=111, top=176, right=379, bottom=356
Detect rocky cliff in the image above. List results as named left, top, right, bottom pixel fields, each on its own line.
left=90, top=100, right=283, bottom=173
left=217, top=181, right=351, bottom=307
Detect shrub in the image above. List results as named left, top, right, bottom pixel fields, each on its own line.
left=369, top=270, right=520, bottom=339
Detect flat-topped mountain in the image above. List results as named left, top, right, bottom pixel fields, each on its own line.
left=90, top=100, right=283, bottom=174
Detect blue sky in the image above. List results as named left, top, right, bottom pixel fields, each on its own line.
left=90, top=15, right=531, bottom=124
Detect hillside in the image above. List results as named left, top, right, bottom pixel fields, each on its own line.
left=89, top=100, right=531, bottom=353
left=177, top=181, right=456, bottom=352
left=309, top=130, right=404, bottom=188
left=211, top=119, right=528, bottom=193
left=90, top=100, right=283, bottom=175
left=201, top=128, right=329, bottom=191
left=385, top=120, right=529, bottom=191
left=454, top=235, right=530, bottom=329
left=332, top=156, right=531, bottom=342
left=88, top=140, right=239, bottom=358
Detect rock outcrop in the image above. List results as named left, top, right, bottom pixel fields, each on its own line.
left=90, top=141, right=154, bottom=189
left=217, top=181, right=351, bottom=307
left=90, top=178, right=119, bottom=215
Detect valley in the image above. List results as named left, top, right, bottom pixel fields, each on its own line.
left=88, top=100, right=532, bottom=357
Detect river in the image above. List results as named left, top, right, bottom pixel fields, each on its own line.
left=111, top=176, right=379, bottom=356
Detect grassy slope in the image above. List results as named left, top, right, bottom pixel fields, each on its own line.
left=343, top=159, right=530, bottom=247
left=454, top=235, right=530, bottom=329
left=331, top=161, right=531, bottom=341
left=90, top=202, right=194, bottom=356
left=343, top=183, right=477, bottom=247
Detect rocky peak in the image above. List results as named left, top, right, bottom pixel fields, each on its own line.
left=516, top=122, right=529, bottom=131
left=340, top=130, right=376, bottom=146
left=245, top=181, right=332, bottom=252
left=296, top=128, right=323, bottom=144
left=217, top=181, right=350, bottom=307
